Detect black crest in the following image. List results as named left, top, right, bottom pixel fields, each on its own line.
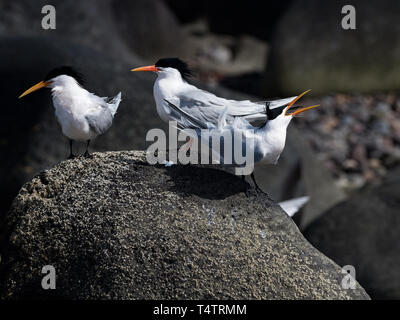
left=266, top=102, right=286, bottom=120
left=44, top=66, right=85, bottom=85
left=155, top=58, right=193, bottom=80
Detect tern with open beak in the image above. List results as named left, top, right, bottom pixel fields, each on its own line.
left=19, top=66, right=122, bottom=159
left=131, top=58, right=297, bottom=131
left=164, top=90, right=319, bottom=194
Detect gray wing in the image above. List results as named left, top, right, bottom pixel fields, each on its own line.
left=172, top=86, right=296, bottom=125
left=85, top=107, right=113, bottom=135
left=174, top=87, right=266, bottom=125
left=164, top=99, right=209, bottom=129
left=85, top=92, right=119, bottom=135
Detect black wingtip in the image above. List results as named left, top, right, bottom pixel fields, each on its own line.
left=266, top=101, right=287, bottom=120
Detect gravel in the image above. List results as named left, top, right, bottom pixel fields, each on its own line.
left=295, top=93, right=400, bottom=194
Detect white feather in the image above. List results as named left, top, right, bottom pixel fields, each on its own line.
left=278, top=196, right=310, bottom=217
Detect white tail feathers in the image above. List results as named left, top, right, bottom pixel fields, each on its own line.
left=217, top=107, right=229, bottom=131
left=108, top=92, right=122, bottom=116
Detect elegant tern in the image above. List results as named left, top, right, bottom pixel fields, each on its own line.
left=19, top=66, right=122, bottom=159
left=164, top=90, right=319, bottom=194
left=131, top=58, right=296, bottom=128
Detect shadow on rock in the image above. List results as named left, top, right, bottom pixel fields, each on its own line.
left=164, top=164, right=251, bottom=200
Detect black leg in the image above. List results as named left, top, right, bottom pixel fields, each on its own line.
left=242, top=175, right=250, bottom=197
left=84, top=140, right=92, bottom=158
left=68, top=140, right=75, bottom=159
left=251, top=172, right=266, bottom=194
left=242, top=175, right=255, bottom=197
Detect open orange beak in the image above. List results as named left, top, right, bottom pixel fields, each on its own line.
left=130, top=65, right=160, bottom=72
left=18, top=81, right=51, bottom=98
left=284, top=89, right=319, bottom=116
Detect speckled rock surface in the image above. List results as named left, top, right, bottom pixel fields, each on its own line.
left=0, top=151, right=369, bottom=299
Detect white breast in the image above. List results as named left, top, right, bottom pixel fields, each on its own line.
left=50, top=76, right=98, bottom=141
left=153, top=69, right=190, bottom=123
left=255, top=123, right=288, bottom=165
left=153, top=78, right=173, bottom=123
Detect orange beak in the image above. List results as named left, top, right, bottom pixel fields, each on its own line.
left=284, top=89, right=319, bottom=116
left=130, top=65, right=160, bottom=72
left=18, top=81, right=51, bottom=99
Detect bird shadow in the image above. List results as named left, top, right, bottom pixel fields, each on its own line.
left=162, top=164, right=248, bottom=201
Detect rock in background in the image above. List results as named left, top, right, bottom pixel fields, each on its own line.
left=295, top=94, right=400, bottom=194
left=0, top=0, right=190, bottom=63
left=304, top=169, right=400, bottom=299
left=164, top=1, right=291, bottom=42
left=0, top=151, right=369, bottom=299
left=111, top=0, right=191, bottom=63
left=263, top=0, right=400, bottom=95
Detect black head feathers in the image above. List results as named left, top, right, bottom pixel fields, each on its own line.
left=266, top=102, right=308, bottom=119
left=266, top=102, right=286, bottom=120
left=155, top=58, right=193, bottom=80
left=44, top=66, right=85, bottom=85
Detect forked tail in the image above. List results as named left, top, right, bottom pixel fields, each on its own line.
left=108, top=92, right=122, bottom=116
